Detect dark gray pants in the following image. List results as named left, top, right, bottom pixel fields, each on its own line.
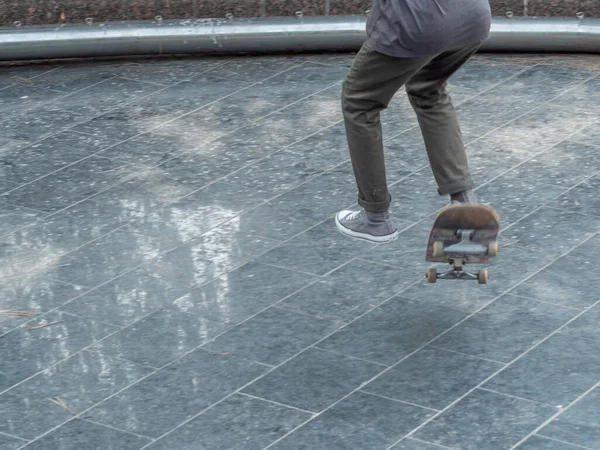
left=342, top=41, right=479, bottom=212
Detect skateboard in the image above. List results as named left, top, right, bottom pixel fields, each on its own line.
left=425, top=203, right=500, bottom=284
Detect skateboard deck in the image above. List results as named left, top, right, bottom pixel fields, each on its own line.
left=426, top=203, right=500, bottom=284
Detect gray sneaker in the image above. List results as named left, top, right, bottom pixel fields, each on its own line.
left=335, top=208, right=399, bottom=243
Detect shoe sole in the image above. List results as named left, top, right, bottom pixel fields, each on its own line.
left=334, top=214, right=399, bottom=244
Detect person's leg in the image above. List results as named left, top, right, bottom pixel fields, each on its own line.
left=405, top=43, right=481, bottom=203
left=337, top=43, right=432, bottom=243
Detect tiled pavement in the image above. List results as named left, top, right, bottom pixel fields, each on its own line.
left=0, top=51, right=599, bottom=450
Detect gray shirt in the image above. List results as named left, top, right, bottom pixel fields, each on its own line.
left=366, top=0, right=492, bottom=57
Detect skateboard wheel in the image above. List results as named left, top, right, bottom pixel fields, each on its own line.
left=432, top=241, right=444, bottom=258
left=478, top=269, right=489, bottom=284
left=427, top=268, right=437, bottom=284
left=487, top=241, right=499, bottom=257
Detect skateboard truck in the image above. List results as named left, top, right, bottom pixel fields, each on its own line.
left=427, top=229, right=497, bottom=285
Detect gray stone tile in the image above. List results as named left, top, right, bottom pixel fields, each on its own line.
left=283, top=123, right=350, bottom=175
left=0, top=180, right=18, bottom=195
left=49, top=227, right=177, bottom=287
left=517, top=435, right=585, bottom=449
left=20, top=419, right=150, bottom=450
left=258, top=219, right=376, bottom=276
left=269, top=91, right=345, bottom=130
left=212, top=57, right=303, bottom=83
left=316, top=296, right=468, bottom=366
left=387, top=169, right=449, bottom=223
left=244, top=108, right=333, bottom=150
left=19, top=64, right=118, bottom=92
left=70, top=107, right=156, bottom=141
left=0, top=202, right=44, bottom=238
left=570, top=122, right=600, bottom=147
left=49, top=77, right=162, bottom=117
left=382, top=128, right=431, bottom=183
left=484, top=333, right=600, bottom=406
left=359, top=223, right=445, bottom=282
left=156, top=99, right=254, bottom=145
left=475, top=171, right=566, bottom=228
left=506, top=141, right=600, bottom=188
left=278, top=258, right=412, bottom=323
left=172, top=261, right=315, bottom=326
left=362, top=346, right=503, bottom=410
left=139, top=220, right=281, bottom=296
left=99, top=148, right=250, bottom=211
left=92, top=307, right=230, bottom=368
left=502, top=207, right=600, bottom=258
left=86, top=348, right=268, bottom=438
left=561, top=304, right=600, bottom=343
left=539, top=387, right=600, bottom=449
left=169, top=180, right=265, bottom=216
left=413, top=389, right=557, bottom=450
left=0, top=106, right=84, bottom=145
left=117, top=58, right=226, bottom=85
left=267, top=163, right=356, bottom=224
left=270, top=391, right=434, bottom=449
left=559, top=74, right=600, bottom=114
left=456, top=64, right=594, bottom=142
left=552, top=173, right=600, bottom=217
left=433, top=295, right=578, bottom=363
left=124, top=74, right=251, bottom=118
left=123, top=183, right=253, bottom=246
left=0, top=275, right=85, bottom=335
left=0, top=350, right=152, bottom=439
left=237, top=202, right=320, bottom=242
left=242, top=347, right=383, bottom=412
left=0, top=156, right=138, bottom=213
left=96, top=132, right=198, bottom=168
left=0, top=84, right=65, bottom=115
left=266, top=63, right=348, bottom=96
left=450, top=56, right=534, bottom=93
left=223, top=149, right=324, bottom=199
left=0, top=434, right=25, bottom=450
left=204, top=307, right=340, bottom=366
left=10, top=198, right=134, bottom=257
left=0, top=65, right=62, bottom=90
left=468, top=103, right=598, bottom=178
left=0, top=239, right=53, bottom=279
left=59, top=266, right=194, bottom=327
left=511, top=236, right=600, bottom=309
left=0, top=131, right=116, bottom=184
left=380, top=89, right=421, bottom=140
left=391, top=438, right=451, bottom=449
left=398, top=279, right=497, bottom=314
left=145, top=393, right=311, bottom=450
left=84, top=172, right=192, bottom=217
left=0, top=311, right=118, bottom=392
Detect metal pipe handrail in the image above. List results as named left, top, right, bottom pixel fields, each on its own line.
left=0, top=16, right=598, bottom=61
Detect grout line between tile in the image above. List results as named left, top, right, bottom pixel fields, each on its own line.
left=534, top=434, right=597, bottom=450
left=390, top=297, right=600, bottom=449
left=509, top=381, right=600, bottom=450
left=407, top=437, right=459, bottom=449
left=0, top=62, right=310, bottom=202
left=477, top=387, right=554, bottom=406
left=311, top=346, right=389, bottom=367
left=237, top=392, right=318, bottom=416
left=506, top=293, right=587, bottom=312
left=80, top=418, right=155, bottom=442
left=5, top=57, right=598, bottom=450
left=426, top=345, right=508, bottom=366
left=0, top=431, right=29, bottom=442
left=260, top=228, right=600, bottom=449
left=357, top=390, right=441, bottom=413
